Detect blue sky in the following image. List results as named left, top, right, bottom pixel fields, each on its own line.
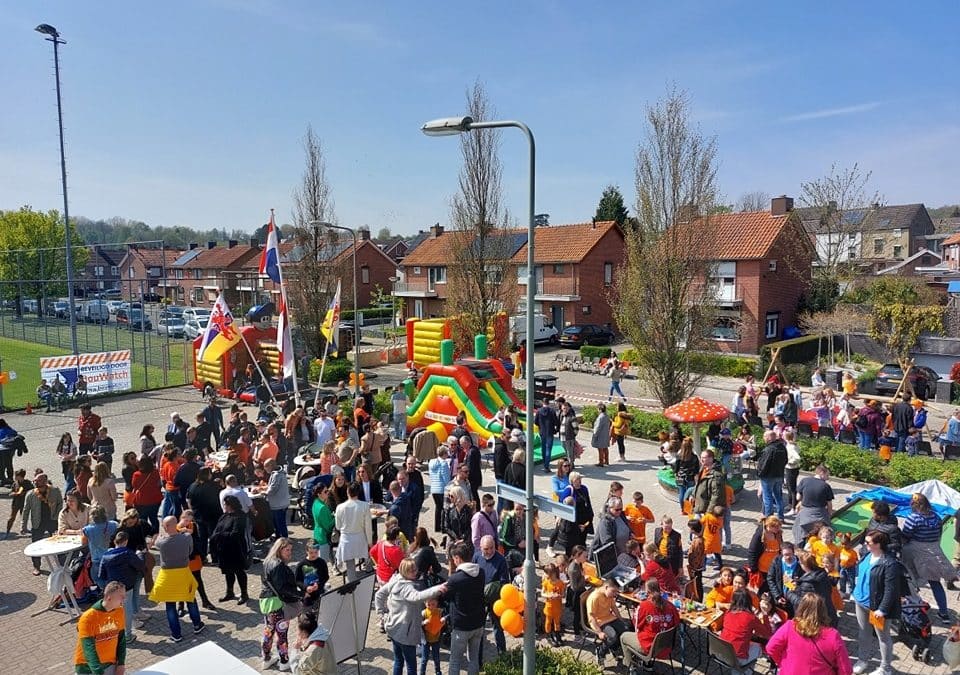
left=3, top=1, right=959, bottom=236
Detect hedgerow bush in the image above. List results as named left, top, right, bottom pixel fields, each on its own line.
left=481, top=647, right=604, bottom=675
left=307, top=358, right=353, bottom=384
left=579, top=345, right=612, bottom=359
left=687, top=353, right=758, bottom=378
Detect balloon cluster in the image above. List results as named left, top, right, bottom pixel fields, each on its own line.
left=492, top=583, right=525, bottom=637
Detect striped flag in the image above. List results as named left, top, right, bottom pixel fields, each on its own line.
left=259, top=213, right=282, bottom=284
left=277, top=291, right=295, bottom=379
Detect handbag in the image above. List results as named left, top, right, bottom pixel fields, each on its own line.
left=263, top=572, right=302, bottom=620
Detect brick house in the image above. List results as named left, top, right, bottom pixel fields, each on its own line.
left=79, top=246, right=123, bottom=295
left=169, top=240, right=261, bottom=307
left=684, top=197, right=813, bottom=354
left=395, top=221, right=625, bottom=330
left=117, top=245, right=184, bottom=298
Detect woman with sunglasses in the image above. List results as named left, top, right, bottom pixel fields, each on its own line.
left=851, top=530, right=900, bottom=675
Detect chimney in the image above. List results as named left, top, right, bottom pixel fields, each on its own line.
left=228, top=240, right=238, bottom=249
left=249, top=237, right=259, bottom=248
left=770, top=195, right=794, bottom=216
left=189, top=242, right=199, bottom=250
left=872, top=202, right=881, bottom=210
left=430, top=223, right=444, bottom=238
left=207, top=241, right=217, bottom=249
left=358, top=227, right=371, bottom=242
left=828, top=200, right=838, bottom=210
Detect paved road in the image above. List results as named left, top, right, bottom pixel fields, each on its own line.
left=0, top=373, right=954, bottom=674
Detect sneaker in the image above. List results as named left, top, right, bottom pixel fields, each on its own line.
left=193, top=622, right=206, bottom=634
left=170, top=635, right=183, bottom=643
left=135, top=618, right=147, bottom=628
left=278, top=662, right=291, bottom=672
left=852, top=660, right=869, bottom=674
left=784, top=509, right=796, bottom=517
left=125, top=633, right=136, bottom=644
left=262, top=655, right=279, bottom=670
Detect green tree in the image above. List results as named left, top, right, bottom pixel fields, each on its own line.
left=0, top=206, right=90, bottom=311
left=594, top=184, right=629, bottom=227
left=868, top=303, right=943, bottom=392
left=843, top=276, right=939, bottom=307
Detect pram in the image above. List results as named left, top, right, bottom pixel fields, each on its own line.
left=896, top=594, right=934, bottom=663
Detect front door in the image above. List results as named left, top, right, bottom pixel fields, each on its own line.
left=413, top=299, right=424, bottom=319
left=551, top=305, right=564, bottom=331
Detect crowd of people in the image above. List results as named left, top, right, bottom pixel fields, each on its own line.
left=3, top=368, right=960, bottom=675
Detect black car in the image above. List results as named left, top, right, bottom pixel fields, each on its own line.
left=558, top=323, right=614, bottom=347
left=875, top=363, right=940, bottom=397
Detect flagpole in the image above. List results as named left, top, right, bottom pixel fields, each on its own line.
left=313, top=336, right=331, bottom=409
left=237, top=328, right=281, bottom=408
left=271, top=208, right=301, bottom=408
left=313, top=279, right=342, bottom=410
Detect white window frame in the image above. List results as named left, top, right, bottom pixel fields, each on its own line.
left=603, top=262, right=613, bottom=286
left=110, top=266, right=118, bottom=276
left=360, top=266, right=370, bottom=284
left=765, top=312, right=780, bottom=339
left=428, top=267, right=446, bottom=284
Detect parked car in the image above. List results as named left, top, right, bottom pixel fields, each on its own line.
left=50, top=301, right=70, bottom=319
left=182, top=308, right=212, bottom=323
left=106, top=300, right=124, bottom=315
left=104, top=288, right=122, bottom=299
left=875, top=363, right=940, bottom=397
left=119, top=301, right=143, bottom=311
left=183, top=319, right=204, bottom=339
left=81, top=300, right=111, bottom=324
left=558, top=323, right=614, bottom=347
left=157, top=316, right=186, bottom=338
left=509, top=314, right=559, bottom=346
left=116, top=308, right=152, bottom=331
left=159, top=305, right=186, bottom=319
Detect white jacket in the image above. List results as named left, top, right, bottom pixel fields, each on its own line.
left=374, top=576, right=444, bottom=646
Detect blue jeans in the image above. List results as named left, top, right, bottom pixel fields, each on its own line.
left=393, top=414, right=407, bottom=441
left=609, top=381, right=625, bottom=400
left=165, top=600, right=201, bottom=639
left=419, top=640, right=441, bottom=675
left=272, top=508, right=289, bottom=538
left=858, top=430, right=873, bottom=450
left=677, top=481, right=693, bottom=509
left=138, top=503, right=160, bottom=533
left=540, top=434, right=554, bottom=470
left=124, top=583, right=140, bottom=638
left=392, top=641, right=417, bottom=675
left=895, top=432, right=907, bottom=454
left=839, top=567, right=856, bottom=595
left=160, top=489, right=181, bottom=519
left=449, top=627, right=483, bottom=675
left=760, top=478, right=784, bottom=519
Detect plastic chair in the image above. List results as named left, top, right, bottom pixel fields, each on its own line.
left=623, top=625, right=678, bottom=675
left=575, top=589, right=605, bottom=663
left=682, top=579, right=701, bottom=602
left=706, top=631, right=758, bottom=674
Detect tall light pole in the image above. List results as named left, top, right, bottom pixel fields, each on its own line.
left=421, top=115, right=537, bottom=674
left=36, top=22, right=79, bottom=357
left=311, top=221, right=361, bottom=396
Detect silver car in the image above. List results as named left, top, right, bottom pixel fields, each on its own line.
left=157, top=316, right=187, bottom=338
left=184, top=319, right=205, bottom=339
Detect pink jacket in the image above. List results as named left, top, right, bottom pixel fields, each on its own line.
left=765, top=620, right=852, bottom=675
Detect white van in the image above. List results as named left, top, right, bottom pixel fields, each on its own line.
left=509, top=314, right=559, bottom=346
left=81, top=300, right=111, bottom=324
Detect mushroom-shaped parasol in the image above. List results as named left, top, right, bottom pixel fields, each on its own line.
left=663, top=396, right=730, bottom=454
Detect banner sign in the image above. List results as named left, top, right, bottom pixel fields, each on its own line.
left=40, top=350, right=132, bottom=395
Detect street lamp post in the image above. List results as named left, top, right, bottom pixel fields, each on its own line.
left=36, top=22, right=79, bottom=357
left=421, top=115, right=537, bottom=674
left=311, top=221, right=361, bottom=396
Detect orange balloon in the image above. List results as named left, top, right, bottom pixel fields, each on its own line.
left=500, top=584, right=521, bottom=607
left=492, top=599, right=507, bottom=617
left=501, top=608, right=522, bottom=636
left=508, top=592, right=525, bottom=613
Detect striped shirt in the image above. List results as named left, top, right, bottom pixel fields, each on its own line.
left=903, top=511, right=942, bottom=543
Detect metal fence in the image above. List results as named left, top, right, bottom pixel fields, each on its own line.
left=0, top=242, right=200, bottom=408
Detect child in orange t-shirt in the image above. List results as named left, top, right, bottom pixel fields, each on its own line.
left=421, top=597, right=445, bottom=674
left=821, top=554, right=845, bottom=612
left=624, top=491, right=655, bottom=544
left=705, top=567, right=735, bottom=610
left=837, top=532, right=860, bottom=596
left=541, top=563, right=566, bottom=646
left=809, top=525, right=839, bottom=570
left=701, top=505, right=725, bottom=569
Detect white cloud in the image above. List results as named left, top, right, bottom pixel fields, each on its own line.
left=781, top=102, right=882, bottom=123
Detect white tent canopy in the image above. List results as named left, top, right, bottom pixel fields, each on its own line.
left=897, top=479, right=960, bottom=512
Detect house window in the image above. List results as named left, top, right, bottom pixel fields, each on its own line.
left=768, top=260, right=777, bottom=272
left=709, top=316, right=740, bottom=341
left=873, top=239, right=884, bottom=255
left=893, top=245, right=902, bottom=258
left=582, top=305, right=591, bottom=315
left=193, top=288, right=204, bottom=302
left=517, top=265, right=528, bottom=284
left=194, top=269, right=202, bottom=280
left=413, top=266, right=421, bottom=275
left=765, top=312, right=780, bottom=339
left=603, top=262, right=613, bottom=286
left=893, top=228, right=902, bottom=238
left=848, top=232, right=856, bottom=240
left=484, top=265, right=504, bottom=284
left=110, top=266, right=118, bottom=276
left=175, top=269, right=184, bottom=280
left=848, top=244, right=858, bottom=259
left=553, top=264, right=565, bottom=274
left=94, top=266, right=104, bottom=277
left=707, top=261, right=737, bottom=302
left=360, top=266, right=369, bottom=284
left=428, top=267, right=446, bottom=284
left=129, top=267, right=135, bottom=278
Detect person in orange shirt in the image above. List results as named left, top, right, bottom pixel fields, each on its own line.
left=705, top=567, right=734, bottom=610
left=74, top=580, right=127, bottom=674
left=541, top=563, right=567, bottom=646
left=837, top=532, right=860, bottom=596
left=624, top=491, right=655, bottom=544
left=421, top=596, right=445, bottom=675
left=808, top=525, right=839, bottom=570
left=255, top=432, right=279, bottom=465
left=701, top=505, right=725, bottom=569
left=159, top=444, right=185, bottom=519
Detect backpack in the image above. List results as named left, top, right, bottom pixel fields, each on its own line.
left=913, top=408, right=927, bottom=429
left=855, top=413, right=869, bottom=429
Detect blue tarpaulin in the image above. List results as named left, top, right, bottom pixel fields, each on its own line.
left=847, top=480, right=959, bottom=519
left=947, top=280, right=960, bottom=294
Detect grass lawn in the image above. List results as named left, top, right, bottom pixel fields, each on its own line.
left=0, top=336, right=69, bottom=410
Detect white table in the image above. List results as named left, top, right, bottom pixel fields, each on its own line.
left=23, top=534, right=84, bottom=618
left=208, top=450, right=230, bottom=467
left=294, top=454, right=323, bottom=468
left=134, top=641, right=260, bottom=674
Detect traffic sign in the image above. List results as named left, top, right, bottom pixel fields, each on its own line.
left=494, top=482, right=576, bottom=522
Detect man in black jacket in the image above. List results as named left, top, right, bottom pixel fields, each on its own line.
left=444, top=541, right=486, bottom=675
left=757, top=430, right=788, bottom=519
left=891, top=393, right=914, bottom=454
left=535, top=401, right=558, bottom=472
left=473, top=535, right=510, bottom=656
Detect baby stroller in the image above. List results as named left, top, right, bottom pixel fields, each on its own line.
left=897, top=594, right=934, bottom=663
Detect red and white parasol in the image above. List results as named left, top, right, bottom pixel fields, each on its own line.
left=663, top=396, right=730, bottom=454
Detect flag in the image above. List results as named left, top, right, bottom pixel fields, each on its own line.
left=320, top=280, right=342, bottom=349
left=259, top=213, right=282, bottom=284
left=277, top=291, right=295, bottom=379
left=197, top=294, right=240, bottom=363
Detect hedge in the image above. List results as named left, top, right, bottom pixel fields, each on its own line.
left=579, top=345, right=612, bottom=359
left=579, top=403, right=960, bottom=491
left=688, top=353, right=758, bottom=378
left=482, top=647, right=604, bottom=675
left=340, top=307, right=393, bottom=323
left=307, top=358, right=353, bottom=384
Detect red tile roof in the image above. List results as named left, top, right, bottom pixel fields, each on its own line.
left=676, top=210, right=804, bottom=259
left=942, top=233, right=960, bottom=247
left=402, top=221, right=621, bottom=267
left=176, top=244, right=260, bottom=270
left=120, top=247, right=185, bottom=269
